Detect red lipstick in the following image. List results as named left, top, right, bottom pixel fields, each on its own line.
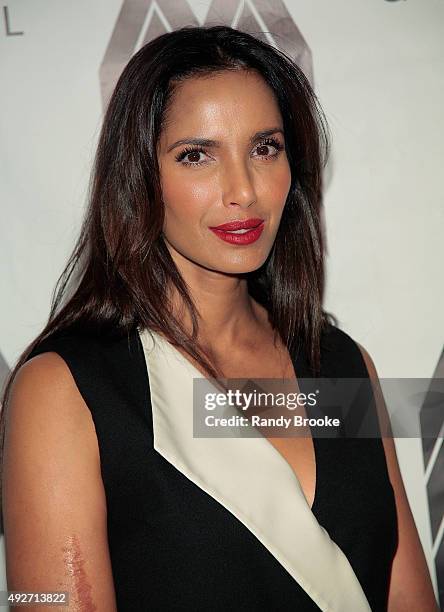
left=209, top=218, right=265, bottom=245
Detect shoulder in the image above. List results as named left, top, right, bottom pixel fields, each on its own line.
left=319, top=322, right=370, bottom=378
left=25, top=325, right=144, bottom=382
left=19, top=325, right=149, bottom=422
left=7, top=351, right=99, bottom=459
left=6, top=327, right=136, bottom=441
left=13, top=350, right=78, bottom=402
left=26, top=326, right=125, bottom=362
left=3, top=353, right=102, bottom=534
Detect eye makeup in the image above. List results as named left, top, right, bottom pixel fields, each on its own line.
left=174, top=136, right=285, bottom=167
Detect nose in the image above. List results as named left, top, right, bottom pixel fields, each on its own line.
left=221, top=157, right=257, bottom=209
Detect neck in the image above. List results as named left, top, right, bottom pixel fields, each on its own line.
left=165, top=245, right=268, bottom=352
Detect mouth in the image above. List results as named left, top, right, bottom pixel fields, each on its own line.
left=208, top=219, right=265, bottom=245
left=209, top=217, right=264, bottom=232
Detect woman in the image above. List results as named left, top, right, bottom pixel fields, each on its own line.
left=0, top=25, right=438, bottom=612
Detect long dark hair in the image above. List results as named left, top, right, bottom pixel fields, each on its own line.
left=0, top=24, right=336, bottom=531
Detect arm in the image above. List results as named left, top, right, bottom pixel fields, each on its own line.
left=2, top=352, right=118, bottom=611
left=356, top=342, right=439, bottom=612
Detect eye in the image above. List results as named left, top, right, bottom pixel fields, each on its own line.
left=175, top=146, right=209, bottom=167
left=174, top=136, right=285, bottom=168
left=252, top=136, right=284, bottom=160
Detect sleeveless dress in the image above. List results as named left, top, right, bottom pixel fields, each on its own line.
left=25, top=322, right=398, bottom=611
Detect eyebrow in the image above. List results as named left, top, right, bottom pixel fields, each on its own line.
left=166, top=127, right=284, bottom=153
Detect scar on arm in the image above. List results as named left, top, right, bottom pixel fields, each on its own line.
left=62, top=534, right=97, bottom=612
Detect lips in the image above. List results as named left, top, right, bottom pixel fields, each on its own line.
left=209, top=218, right=264, bottom=231
left=209, top=219, right=265, bottom=245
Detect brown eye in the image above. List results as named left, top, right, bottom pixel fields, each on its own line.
left=186, top=151, right=203, bottom=163
left=175, top=146, right=208, bottom=166
left=253, top=137, right=284, bottom=159
left=256, top=144, right=272, bottom=156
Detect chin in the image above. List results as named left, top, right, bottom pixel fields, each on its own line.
left=211, top=254, right=269, bottom=275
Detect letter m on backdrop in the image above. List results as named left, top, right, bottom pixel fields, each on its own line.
left=99, top=0, right=313, bottom=110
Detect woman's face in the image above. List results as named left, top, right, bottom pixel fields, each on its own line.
left=157, top=69, right=292, bottom=274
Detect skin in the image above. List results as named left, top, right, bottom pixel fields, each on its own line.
left=157, top=69, right=439, bottom=610
left=62, top=534, right=97, bottom=611
left=157, top=69, right=292, bottom=356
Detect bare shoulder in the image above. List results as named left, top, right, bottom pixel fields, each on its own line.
left=2, top=352, right=117, bottom=610
left=11, top=350, right=88, bottom=405
left=6, top=352, right=100, bottom=459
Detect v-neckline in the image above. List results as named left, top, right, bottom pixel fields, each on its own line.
left=142, top=327, right=321, bottom=515
left=137, top=326, right=371, bottom=611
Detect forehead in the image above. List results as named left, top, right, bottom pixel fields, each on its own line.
left=161, top=70, right=282, bottom=137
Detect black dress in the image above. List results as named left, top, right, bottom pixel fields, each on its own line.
left=26, top=322, right=398, bottom=611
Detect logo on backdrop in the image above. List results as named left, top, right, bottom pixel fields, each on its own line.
left=98, top=0, right=313, bottom=110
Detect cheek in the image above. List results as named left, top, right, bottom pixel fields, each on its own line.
left=260, top=162, right=292, bottom=209
left=162, top=172, right=216, bottom=226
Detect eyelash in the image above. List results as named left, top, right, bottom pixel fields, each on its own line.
left=174, top=137, right=284, bottom=167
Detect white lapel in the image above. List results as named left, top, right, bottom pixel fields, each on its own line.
left=138, top=327, right=371, bottom=612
